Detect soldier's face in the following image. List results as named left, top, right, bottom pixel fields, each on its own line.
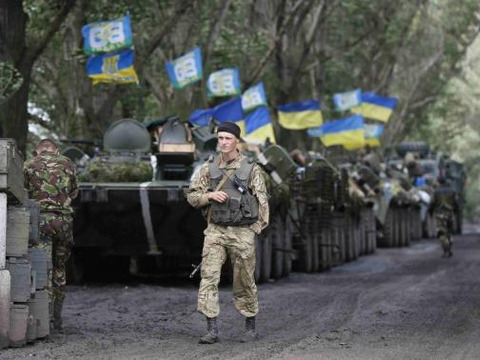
left=217, top=132, right=239, bottom=155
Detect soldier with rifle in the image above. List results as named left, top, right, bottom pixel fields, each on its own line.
left=185, top=122, right=269, bottom=344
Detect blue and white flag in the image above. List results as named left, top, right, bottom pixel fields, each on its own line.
left=364, top=124, right=384, bottom=147
left=333, top=89, right=362, bottom=112
left=207, top=68, right=241, bottom=97
left=165, top=47, right=203, bottom=89
left=82, top=15, right=133, bottom=55
left=241, top=82, right=267, bottom=113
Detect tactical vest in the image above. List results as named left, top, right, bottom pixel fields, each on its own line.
left=434, top=187, right=456, bottom=211
left=208, top=155, right=259, bottom=226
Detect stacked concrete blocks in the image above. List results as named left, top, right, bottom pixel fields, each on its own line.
left=0, top=139, right=50, bottom=348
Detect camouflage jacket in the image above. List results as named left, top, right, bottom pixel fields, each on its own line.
left=185, top=152, right=269, bottom=234
left=24, top=151, right=79, bottom=214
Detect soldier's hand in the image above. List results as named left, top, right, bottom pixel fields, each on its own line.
left=208, top=191, right=229, bottom=203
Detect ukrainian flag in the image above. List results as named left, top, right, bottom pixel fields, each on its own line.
left=86, top=49, right=138, bottom=85
left=351, top=93, right=397, bottom=122
left=277, top=100, right=323, bottom=130
left=364, top=124, right=384, bottom=147
left=320, top=115, right=365, bottom=150
left=244, top=106, right=276, bottom=144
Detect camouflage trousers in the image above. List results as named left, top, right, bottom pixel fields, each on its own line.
left=198, top=223, right=258, bottom=318
left=435, top=209, right=453, bottom=253
left=32, top=213, right=73, bottom=308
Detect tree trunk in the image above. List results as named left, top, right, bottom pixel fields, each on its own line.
left=0, top=1, right=28, bottom=149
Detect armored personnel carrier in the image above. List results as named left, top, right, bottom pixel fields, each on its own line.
left=67, top=118, right=298, bottom=283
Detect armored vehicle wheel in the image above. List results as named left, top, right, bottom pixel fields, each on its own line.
left=270, top=214, right=284, bottom=280
left=394, top=209, right=403, bottom=247
left=319, top=228, right=331, bottom=271
left=298, top=233, right=313, bottom=272
left=397, top=209, right=405, bottom=246
left=405, top=209, right=412, bottom=246
left=260, top=234, right=272, bottom=282
left=358, top=215, right=366, bottom=256
left=282, top=215, right=293, bottom=277
left=345, top=218, right=355, bottom=262
left=255, top=235, right=262, bottom=283
left=382, top=210, right=394, bottom=247
left=354, top=221, right=361, bottom=259
left=311, top=233, right=320, bottom=272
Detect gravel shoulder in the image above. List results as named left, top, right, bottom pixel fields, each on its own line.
left=3, top=233, right=480, bottom=360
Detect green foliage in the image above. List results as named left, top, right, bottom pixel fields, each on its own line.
left=79, top=157, right=153, bottom=182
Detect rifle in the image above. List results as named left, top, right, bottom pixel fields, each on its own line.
left=189, top=262, right=202, bottom=278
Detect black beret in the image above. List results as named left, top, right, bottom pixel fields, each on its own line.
left=217, top=122, right=241, bottom=139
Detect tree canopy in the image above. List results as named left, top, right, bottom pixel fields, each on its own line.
left=2, top=0, right=480, bottom=164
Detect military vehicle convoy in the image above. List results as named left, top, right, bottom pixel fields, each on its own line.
left=66, top=118, right=299, bottom=283
left=64, top=118, right=463, bottom=284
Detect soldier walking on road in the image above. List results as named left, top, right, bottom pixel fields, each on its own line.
left=185, top=122, right=269, bottom=344
left=431, top=177, right=456, bottom=258
left=24, top=139, right=79, bottom=331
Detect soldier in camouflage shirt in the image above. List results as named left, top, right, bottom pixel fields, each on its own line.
left=185, top=122, right=269, bottom=344
left=24, top=139, right=78, bottom=331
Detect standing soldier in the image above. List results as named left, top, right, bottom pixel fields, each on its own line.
left=24, top=139, right=78, bottom=331
left=185, top=122, right=269, bottom=344
left=431, top=177, right=456, bottom=257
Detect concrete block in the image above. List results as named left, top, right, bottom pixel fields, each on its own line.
left=29, top=290, right=49, bottom=339
left=6, top=206, right=29, bottom=257
left=0, top=270, right=10, bottom=349
left=6, top=257, right=32, bottom=303
left=24, top=199, right=40, bottom=245
left=27, top=248, right=49, bottom=290
left=9, top=304, right=28, bottom=347
left=0, top=138, right=25, bottom=204
left=26, top=315, right=37, bottom=343
left=0, top=193, right=5, bottom=269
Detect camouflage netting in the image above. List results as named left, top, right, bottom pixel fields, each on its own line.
left=78, top=158, right=153, bottom=182
left=0, top=62, right=23, bottom=103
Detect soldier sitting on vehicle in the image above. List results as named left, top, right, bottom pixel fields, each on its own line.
left=430, top=177, right=456, bottom=258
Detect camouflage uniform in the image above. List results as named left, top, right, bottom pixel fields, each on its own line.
left=185, top=153, right=269, bottom=318
left=431, top=185, right=456, bottom=257
left=24, top=151, right=78, bottom=327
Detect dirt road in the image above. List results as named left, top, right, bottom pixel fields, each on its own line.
left=4, top=231, right=480, bottom=360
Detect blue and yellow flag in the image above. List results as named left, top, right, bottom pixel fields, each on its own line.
left=213, top=97, right=243, bottom=123
left=317, top=115, right=365, bottom=150
left=244, top=106, right=276, bottom=144
left=82, top=15, right=133, bottom=55
left=277, top=100, right=323, bottom=130
left=189, top=97, right=244, bottom=127
left=333, top=89, right=362, bottom=111
left=165, top=47, right=203, bottom=89
left=207, top=68, right=241, bottom=97
left=241, top=82, right=267, bottom=113
left=86, top=49, right=138, bottom=85
left=189, top=108, right=214, bottom=127
left=351, top=92, right=397, bottom=122
left=364, top=124, right=384, bottom=147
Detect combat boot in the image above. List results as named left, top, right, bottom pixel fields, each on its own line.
left=53, top=299, right=64, bottom=331
left=199, top=317, right=219, bottom=344
left=240, top=316, right=258, bottom=343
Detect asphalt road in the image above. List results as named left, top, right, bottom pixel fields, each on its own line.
left=3, top=230, right=480, bottom=360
